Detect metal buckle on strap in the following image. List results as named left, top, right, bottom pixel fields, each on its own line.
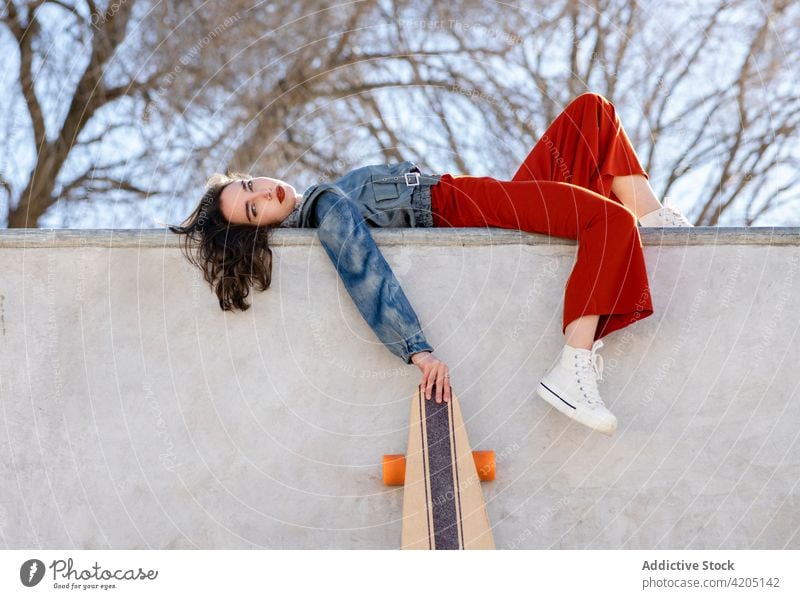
left=404, top=172, right=420, bottom=187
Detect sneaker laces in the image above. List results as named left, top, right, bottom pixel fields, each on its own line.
left=574, top=339, right=605, bottom=406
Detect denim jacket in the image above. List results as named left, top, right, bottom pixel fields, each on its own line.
left=279, top=161, right=442, bottom=364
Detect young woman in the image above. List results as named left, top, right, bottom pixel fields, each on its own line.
left=170, top=92, right=692, bottom=437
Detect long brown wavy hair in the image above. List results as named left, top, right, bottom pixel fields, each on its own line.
left=168, top=170, right=274, bottom=311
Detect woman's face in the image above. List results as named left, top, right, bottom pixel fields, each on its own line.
left=219, top=176, right=300, bottom=227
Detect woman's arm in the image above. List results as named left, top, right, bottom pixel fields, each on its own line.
left=313, top=189, right=434, bottom=364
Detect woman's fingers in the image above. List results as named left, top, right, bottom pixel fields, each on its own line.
left=415, top=355, right=451, bottom=403
left=425, top=372, right=435, bottom=402
left=435, top=370, right=444, bottom=403
left=421, top=369, right=450, bottom=403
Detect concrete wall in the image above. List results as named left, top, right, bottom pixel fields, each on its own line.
left=1, top=226, right=798, bottom=549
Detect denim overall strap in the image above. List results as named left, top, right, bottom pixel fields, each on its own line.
left=370, top=172, right=443, bottom=186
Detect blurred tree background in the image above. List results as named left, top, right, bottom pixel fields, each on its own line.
left=1, top=0, right=798, bottom=228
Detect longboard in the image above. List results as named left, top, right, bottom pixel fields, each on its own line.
left=383, top=383, right=495, bottom=549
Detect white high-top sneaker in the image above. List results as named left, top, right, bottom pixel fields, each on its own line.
left=536, top=339, right=617, bottom=435
left=638, top=196, right=694, bottom=227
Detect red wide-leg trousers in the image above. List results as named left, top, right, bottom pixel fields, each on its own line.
left=429, top=92, right=654, bottom=341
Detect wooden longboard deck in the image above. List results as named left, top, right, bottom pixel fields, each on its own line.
left=401, top=385, right=495, bottom=549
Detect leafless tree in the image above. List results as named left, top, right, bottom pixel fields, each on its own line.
left=1, top=0, right=798, bottom=227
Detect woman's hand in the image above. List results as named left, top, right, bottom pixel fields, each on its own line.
left=410, top=351, right=451, bottom=403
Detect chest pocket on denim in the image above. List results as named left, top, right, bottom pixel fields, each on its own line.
left=371, top=179, right=402, bottom=206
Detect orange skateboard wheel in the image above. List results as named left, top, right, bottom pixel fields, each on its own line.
left=382, top=454, right=406, bottom=486
left=472, top=450, right=496, bottom=481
